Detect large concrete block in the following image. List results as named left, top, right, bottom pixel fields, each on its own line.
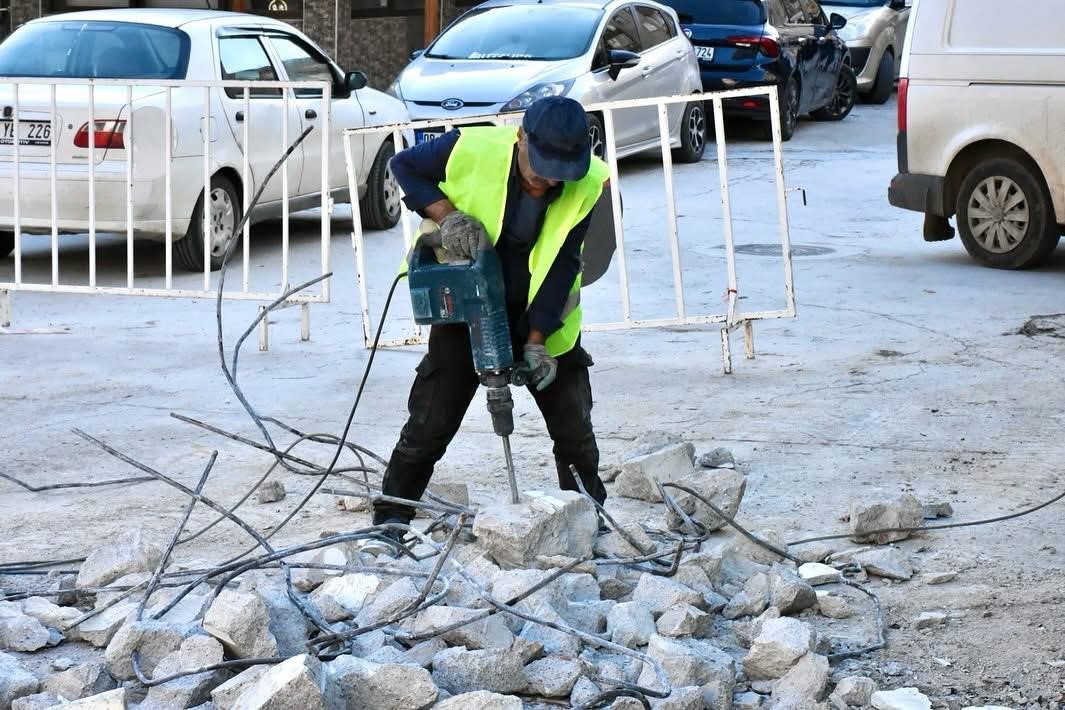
left=43, top=688, right=126, bottom=709
left=473, top=491, right=598, bottom=569
left=0, top=602, right=50, bottom=652
left=104, top=619, right=193, bottom=680
left=606, top=602, right=655, bottom=649
left=76, top=603, right=137, bottom=649
left=615, top=442, right=695, bottom=502
left=849, top=494, right=924, bottom=544
left=664, top=468, right=746, bottom=533
left=401, top=606, right=513, bottom=650
left=309, top=574, right=383, bottom=623
left=327, top=655, right=439, bottom=709
left=76, top=531, right=163, bottom=590
left=631, top=574, right=704, bottom=615
left=433, top=691, right=521, bottom=710
left=430, top=647, right=527, bottom=695
left=140, top=636, right=226, bottom=709
left=743, top=618, right=816, bottom=681
left=203, top=590, right=278, bottom=660
left=0, top=652, right=39, bottom=708
left=635, top=635, right=735, bottom=710
left=41, top=663, right=117, bottom=701
left=231, top=655, right=325, bottom=710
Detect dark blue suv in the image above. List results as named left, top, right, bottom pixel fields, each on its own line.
left=658, top=0, right=856, bottom=140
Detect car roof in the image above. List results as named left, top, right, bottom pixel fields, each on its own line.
left=474, top=0, right=632, bottom=10
left=30, top=8, right=290, bottom=30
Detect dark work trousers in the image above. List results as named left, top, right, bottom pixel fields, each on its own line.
left=373, top=323, right=608, bottom=524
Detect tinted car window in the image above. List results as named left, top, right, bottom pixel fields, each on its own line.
left=634, top=6, right=674, bottom=47
left=427, top=5, right=603, bottom=60
left=660, top=0, right=765, bottom=25
left=780, top=0, right=807, bottom=23
left=0, top=21, right=190, bottom=79
left=604, top=7, right=641, bottom=53
left=268, top=35, right=334, bottom=97
left=219, top=36, right=281, bottom=98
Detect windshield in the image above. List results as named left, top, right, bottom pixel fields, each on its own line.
left=427, top=5, right=603, bottom=61
left=0, top=21, right=190, bottom=79
left=661, top=0, right=766, bottom=25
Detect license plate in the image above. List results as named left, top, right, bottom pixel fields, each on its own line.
left=415, top=129, right=443, bottom=145
left=0, top=120, right=52, bottom=146
left=695, top=46, right=715, bottom=62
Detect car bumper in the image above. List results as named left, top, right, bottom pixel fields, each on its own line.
left=848, top=46, right=873, bottom=89
left=888, top=171, right=948, bottom=216
left=698, top=68, right=781, bottom=117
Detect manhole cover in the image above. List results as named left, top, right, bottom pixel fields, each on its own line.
left=725, top=243, right=836, bottom=257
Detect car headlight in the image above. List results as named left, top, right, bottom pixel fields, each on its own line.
left=840, top=14, right=876, bottom=42
left=501, top=80, right=574, bottom=112
left=387, top=79, right=404, bottom=101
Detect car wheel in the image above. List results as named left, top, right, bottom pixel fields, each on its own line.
left=866, top=50, right=894, bottom=105
left=672, top=101, right=706, bottom=163
left=764, top=77, right=799, bottom=142
left=587, top=113, right=606, bottom=160
left=955, top=157, right=1059, bottom=269
left=360, top=140, right=402, bottom=231
left=0, top=231, right=12, bottom=258
left=811, top=64, right=857, bottom=121
left=176, top=174, right=241, bottom=273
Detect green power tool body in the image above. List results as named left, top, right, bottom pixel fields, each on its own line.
left=406, top=240, right=530, bottom=504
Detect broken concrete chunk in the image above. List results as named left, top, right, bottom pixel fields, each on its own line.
left=723, top=572, right=770, bottom=620
left=925, top=571, right=957, bottom=585
left=291, top=547, right=349, bottom=593
left=560, top=599, right=614, bottom=634
left=698, top=447, right=736, bottom=469
left=76, top=531, right=164, bottom=590
left=363, top=646, right=410, bottom=665
left=231, top=655, right=324, bottom=710
left=636, top=635, right=735, bottom=710
left=559, top=573, right=601, bottom=603
left=598, top=577, right=633, bottom=601
left=490, top=569, right=565, bottom=633
left=734, top=692, right=765, bottom=710
left=43, top=688, right=126, bottom=709
left=570, top=677, right=600, bottom=707
left=815, top=591, right=852, bottom=620
left=94, top=574, right=152, bottom=610
left=655, top=604, right=709, bottom=638
left=679, top=550, right=724, bottom=582
left=871, top=688, right=932, bottom=710
left=797, top=544, right=837, bottom=564
left=403, top=605, right=513, bottom=650
left=849, top=494, right=923, bottom=544
left=140, top=635, right=226, bottom=709
left=309, top=574, right=383, bottom=623
left=922, top=502, right=953, bottom=519
left=42, top=662, right=117, bottom=701
left=594, top=523, right=656, bottom=558
left=210, top=667, right=269, bottom=710
left=12, top=693, right=61, bottom=710
left=21, top=597, right=82, bottom=632
left=336, top=496, right=370, bottom=513
left=655, top=686, right=704, bottom=710
left=523, top=657, right=581, bottom=698
left=433, top=691, right=522, bottom=710
left=431, top=647, right=527, bottom=695
left=851, top=548, right=913, bottom=581
left=519, top=602, right=581, bottom=657
left=0, top=651, right=40, bottom=708
left=404, top=638, right=448, bottom=669
left=535, top=556, right=597, bottom=576
left=632, top=573, right=704, bottom=615
left=768, top=564, right=817, bottom=615
left=328, top=655, right=439, bottom=710
left=473, top=491, right=598, bottom=569
left=914, top=611, right=947, bottom=630
left=239, top=573, right=316, bottom=658
left=665, top=468, right=746, bottom=533
left=743, top=618, right=816, bottom=681
left=615, top=442, right=695, bottom=502
left=104, top=618, right=193, bottom=681
left=673, top=566, right=715, bottom=599
left=0, top=603, right=51, bottom=652
left=832, top=676, right=877, bottom=706
left=798, top=563, right=841, bottom=587
left=773, top=652, right=829, bottom=705
left=255, top=480, right=286, bottom=504
left=203, top=590, right=279, bottom=660
left=75, top=602, right=137, bottom=648
left=733, top=607, right=781, bottom=648
left=606, top=602, right=656, bottom=649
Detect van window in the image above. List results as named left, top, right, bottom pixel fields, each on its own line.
left=949, top=0, right=1065, bottom=51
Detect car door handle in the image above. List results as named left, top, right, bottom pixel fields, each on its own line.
left=235, top=111, right=244, bottom=122
left=641, top=65, right=654, bottom=73
left=305, top=109, right=318, bottom=120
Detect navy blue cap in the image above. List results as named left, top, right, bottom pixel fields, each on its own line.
left=522, top=96, right=591, bottom=182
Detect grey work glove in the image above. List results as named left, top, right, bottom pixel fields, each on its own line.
left=523, top=343, right=558, bottom=392
left=439, top=210, right=489, bottom=260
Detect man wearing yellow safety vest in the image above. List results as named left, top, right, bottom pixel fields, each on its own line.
left=372, top=96, right=611, bottom=536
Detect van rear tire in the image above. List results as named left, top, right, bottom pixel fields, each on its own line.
left=955, top=157, right=1059, bottom=269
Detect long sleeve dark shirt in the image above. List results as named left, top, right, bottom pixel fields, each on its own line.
left=390, top=129, right=591, bottom=341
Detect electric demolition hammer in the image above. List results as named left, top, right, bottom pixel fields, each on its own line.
left=406, top=239, right=531, bottom=504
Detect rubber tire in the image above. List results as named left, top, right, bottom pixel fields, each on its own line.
left=360, top=140, right=401, bottom=231
left=866, top=50, right=894, bottom=105
left=811, top=64, right=857, bottom=121
left=0, top=231, right=12, bottom=258
left=176, top=174, right=241, bottom=273
left=587, top=113, right=606, bottom=161
left=955, top=157, right=1059, bottom=270
left=672, top=102, right=706, bottom=163
left=763, top=77, right=799, bottom=142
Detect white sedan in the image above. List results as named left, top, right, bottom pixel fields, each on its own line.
left=0, top=9, right=409, bottom=271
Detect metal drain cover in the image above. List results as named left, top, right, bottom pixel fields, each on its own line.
left=725, top=243, right=836, bottom=257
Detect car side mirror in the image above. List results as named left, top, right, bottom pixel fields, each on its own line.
left=830, top=12, right=847, bottom=30
left=410, top=49, right=424, bottom=61
left=345, top=71, right=368, bottom=91
left=607, top=49, right=640, bottom=81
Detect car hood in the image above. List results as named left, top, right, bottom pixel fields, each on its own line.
left=397, top=57, right=581, bottom=104
left=822, top=5, right=888, bottom=41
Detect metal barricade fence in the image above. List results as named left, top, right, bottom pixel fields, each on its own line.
left=0, top=77, right=334, bottom=347
left=344, top=86, right=797, bottom=373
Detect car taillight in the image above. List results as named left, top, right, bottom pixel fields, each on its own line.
left=728, top=35, right=780, bottom=58
left=897, top=77, right=908, bottom=133
left=74, top=120, right=126, bottom=149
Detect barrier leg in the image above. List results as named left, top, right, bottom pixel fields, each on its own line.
left=259, top=306, right=269, bottom=352
left=720, top=327, right=733, bottom=375
left=0, top=290, right=10, bottom=327
left=744, top=321, right=755, bottom=360
left=301, top=303, right=310, bottom=342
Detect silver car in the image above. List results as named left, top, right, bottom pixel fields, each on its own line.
left=822, top=0, right=911, bottom=104
left=387, top=0, right=707, bottom=163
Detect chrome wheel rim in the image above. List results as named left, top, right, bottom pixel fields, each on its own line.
left=687, top=104, right=705, bottom=153
left=968, top=176, right=1030, bottom=253
left=383, top=159, right=401, bottom=220
left=589, top=122, right=604, bottom=158
left=209, top=187, right=236, bottom=258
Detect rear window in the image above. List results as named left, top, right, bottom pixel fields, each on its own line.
left=661, top=0, right=766, bottom=26
left=427, top=5, right=604, bottom=61
left=0, top=21, right=190, bottom=79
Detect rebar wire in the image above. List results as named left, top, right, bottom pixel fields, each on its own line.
left=0, top=558, right=85, bottom=570
left=132, top=649, right=284, bottom=687
left=573, top=689, right=652, bottom=710
left=569, top=466, right=656, bottom=559
left=828, top=575, right=887, bottom=661
left=0, top=470, right=156, bottom=492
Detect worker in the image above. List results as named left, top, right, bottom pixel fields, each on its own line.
left=372, top=96, right=611, bottom=541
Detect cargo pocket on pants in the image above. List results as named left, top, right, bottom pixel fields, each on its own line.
left=407, top=355, right=439, bottom=427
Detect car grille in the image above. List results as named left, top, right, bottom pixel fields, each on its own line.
left=412, top=100, right=497, bottom=108
left=849, top=47, right=871, bottom=74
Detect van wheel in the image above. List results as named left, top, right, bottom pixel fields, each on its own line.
left=361, top=140, right=402, bottom=230
left=955, top=158, right=1059, bottom=269
left=588, top=114, right=606, bottom=160
left=866, top=50, right=894, bottom=105
left=176, top=174, right=242, bottom=273
left=672, top=102, right=706, bottom=163
left=812, top=64, right=856, bottom=121
left=0, top=232, right=12, bottom=258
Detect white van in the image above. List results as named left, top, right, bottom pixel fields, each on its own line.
left=888, top=0, right=1065, bottom=269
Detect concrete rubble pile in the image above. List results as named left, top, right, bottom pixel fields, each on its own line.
left=0, top=433, right=956, bottom=710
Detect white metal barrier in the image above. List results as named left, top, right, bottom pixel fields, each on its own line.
left=0, top=77, right=334, bottom=347
left=345, top=86, right=797, bottom=373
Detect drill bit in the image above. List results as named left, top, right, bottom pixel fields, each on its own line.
left=500, top=434, right=519, bottom=504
